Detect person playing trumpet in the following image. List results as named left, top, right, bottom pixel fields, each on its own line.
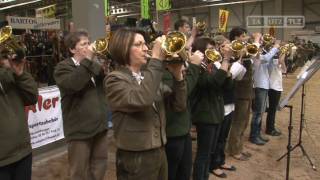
left=249, top=34, right=280, bottom=145
left=208, top=36, right=247, bottom=178
left=54, top=29, right=109, bottom=180
left=105, top=28, right=187, bottom=180
left=0, top=48, right=38, bottom=180
left=189, top=37, right=232, bottom=180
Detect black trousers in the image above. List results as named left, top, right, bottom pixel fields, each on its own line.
left=209, top=112, right=233, bottom=170
left=165, top=134, right=192, bottom=180
left=0, top=153, right=32, bottom=180
left=266, top=89, right=282, bottom=132
left=193, top=123, right=221, bottom=180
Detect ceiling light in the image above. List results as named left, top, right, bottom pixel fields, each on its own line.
left=0, top=0, right=42, bottom=11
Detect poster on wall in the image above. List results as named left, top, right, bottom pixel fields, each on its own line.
left=25, top=86, right=64, bottom=149
left=7, top=16, right=60, bottom=30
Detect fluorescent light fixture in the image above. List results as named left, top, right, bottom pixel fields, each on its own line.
left=0, top=0, right=16, bottom=4
left=0, top=0, right=42, bottom=11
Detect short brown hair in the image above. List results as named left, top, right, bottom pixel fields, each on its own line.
left=64, top=29, right=88, bottom=55
left=108, top=28, right=145, bottom=66
left=191, top=37, right=215, bottom=54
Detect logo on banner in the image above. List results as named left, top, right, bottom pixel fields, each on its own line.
left=25, top=86, right=64, bottom=149
left=156, top=0, right=171, bottom=11
left=219, top=9, right=229, bottom=32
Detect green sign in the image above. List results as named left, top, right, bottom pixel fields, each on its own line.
left=104, top=0, right=110, bottom=16
left=141, top=0, right=150, bottom=19
left=156, top=0, right=171, bottom=11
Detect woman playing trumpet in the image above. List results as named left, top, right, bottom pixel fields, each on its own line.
left=104, top=28, right=187, bottom=180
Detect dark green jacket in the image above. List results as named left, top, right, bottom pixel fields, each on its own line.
left=164, top=63, right=201, bottom=137
left=54, top=58, right=107, bottom=141
left=190, top=69, right=230, bottom=124
left=0, top=68, right=38, bottom=167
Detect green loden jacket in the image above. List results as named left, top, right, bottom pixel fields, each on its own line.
left=54, top=58, right=107, bottom=141
left=105, top=59, right=187, bottom=151
left=0, top=67, right=38, bottom=167
left=163, top=63, right=201, bottom=137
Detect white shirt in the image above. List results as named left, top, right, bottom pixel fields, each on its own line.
left=269, top=58, right=284, bottom=91
left=215, top=61, right=246, bottom=116
left=230, top=61, right=247, bottom=80
left=132, top=71, right=144, bottom=85
left=253, top=47, right=279, bottom=89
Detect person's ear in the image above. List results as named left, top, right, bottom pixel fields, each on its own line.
left=69, top=48, right=76, bottom=54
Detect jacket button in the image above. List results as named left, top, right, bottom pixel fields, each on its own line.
left=154, top=132, right=159, bottom=137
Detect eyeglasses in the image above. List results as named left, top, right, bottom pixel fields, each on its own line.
left=132, top=41, right=147, bottom=49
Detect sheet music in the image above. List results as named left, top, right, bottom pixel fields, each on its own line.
left=278, top=56, right=320, bottom=110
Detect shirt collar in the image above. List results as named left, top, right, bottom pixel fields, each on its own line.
left=71, top=57, right=80, bottom=66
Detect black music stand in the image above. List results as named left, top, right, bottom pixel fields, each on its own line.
left=277, top=56, right=320, bottom=180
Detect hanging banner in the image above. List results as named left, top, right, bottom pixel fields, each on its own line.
left=7, top=16, right=60, bottom=30
left=163, top=12, right=171, bottom=34
left=141, top=0, right=150, bottom=19
left=25, top=86, right=64, bottom=149
left=218, top=9, right=230, bottom=32
left=156, top=0, right=171, bottom=11
left=35, top=4, right=56, bottom=18
left=104, top=0, right=110, bottom=16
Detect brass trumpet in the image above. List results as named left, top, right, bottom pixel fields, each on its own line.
left=93, top=38, right=109, bottom=55
left=279, top=43, right=295, bottom=56
left=162, top=31, right=187, bottom=57
left=230, top=40, right=259, bottom=57
left=0, top=26, right=24, bottom=55
left=205, top=49, right=222, bottom=62
left=230, top=40, right=244, bottom=58
left=196, top=21, right=207, bottom=32
left=262, top=33, right=273, bottom=44
left=246, top=43, right=259, bottom=56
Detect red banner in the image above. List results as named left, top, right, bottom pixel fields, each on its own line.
left=163, top=12, right=171, bottom=34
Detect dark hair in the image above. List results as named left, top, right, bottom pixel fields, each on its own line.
left=229, top=27, right=247, bottom=41
left=108, top=28, right=145, bottom=66
left=191, top=37, right=215, bottom=54
left=0, top=48, right=25, bottom=62
left=174, top=19, right=189, bottom=31
left=64, top=29, right=88, bottom=55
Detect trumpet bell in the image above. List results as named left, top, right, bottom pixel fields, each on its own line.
left=93, top=38, right=108, bottom=55
left=246, top=43, right=259, bottom=56
left=262, top=34, right=273, bottom=44
left=231, top=40, right=244, bottom=52
left=0, top=26, right=23, bottom=55
left=196, top=21, right=207, bottom=31
left=205, top=49, right=222, bottom=62
left=162, top=31, right=187, bottom=56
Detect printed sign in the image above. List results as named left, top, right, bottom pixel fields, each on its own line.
left=25, top=86, right=64, bottom=149
left=247, top=16, right=305, bottom=28
left=7, top=16, right=60, bottom=30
